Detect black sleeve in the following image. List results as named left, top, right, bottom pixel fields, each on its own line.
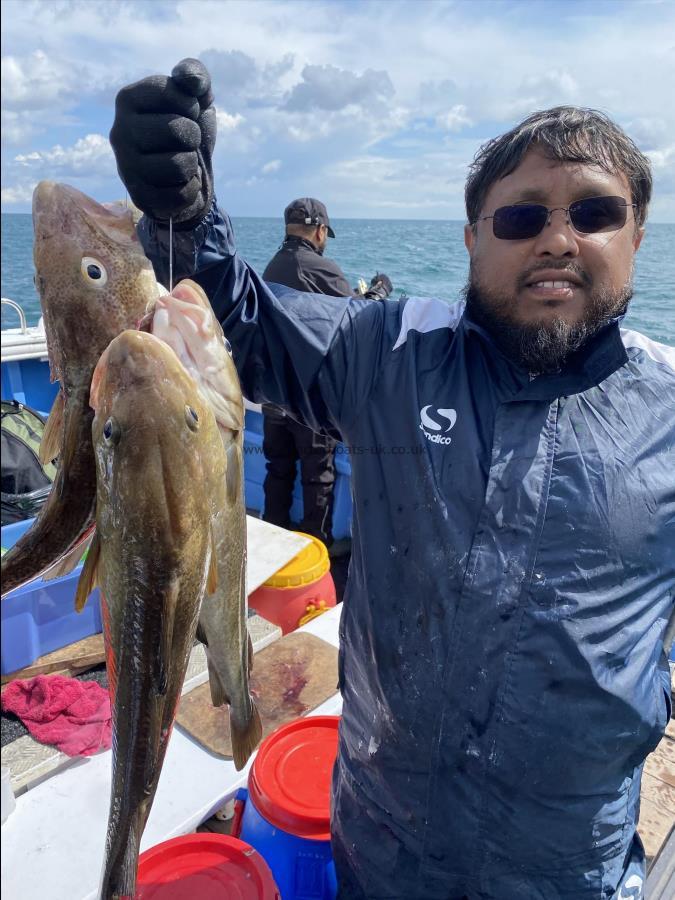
left=306, top=257, right=353, bottom=297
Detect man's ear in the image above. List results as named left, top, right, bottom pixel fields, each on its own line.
left=633, top=226, right=645, bottom=253
left=464, top=223, right=476, bottom=255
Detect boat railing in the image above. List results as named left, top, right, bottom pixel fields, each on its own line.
left=1, top=298, right=28, bottom=334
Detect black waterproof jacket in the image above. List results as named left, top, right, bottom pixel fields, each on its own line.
left=139, top=201, right=675, bottom=900
left=263, top=235, right=352, bottom=297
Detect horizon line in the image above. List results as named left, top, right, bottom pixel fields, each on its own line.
left=2, top=210, right=674, bottom=226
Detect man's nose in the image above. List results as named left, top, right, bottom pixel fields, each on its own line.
left=532, top=207, right=580, bottom=257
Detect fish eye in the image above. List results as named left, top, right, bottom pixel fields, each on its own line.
left=81, top=256, right=108, bottom=287
left=103, top=417, right=120, bottom=444
left=185, top=405, right=199, bottom=431
left=223, top=336, right=232, bottom=356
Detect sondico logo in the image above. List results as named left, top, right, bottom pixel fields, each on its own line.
left=419, top=405, right=457, bottom=445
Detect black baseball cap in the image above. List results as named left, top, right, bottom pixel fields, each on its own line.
left=284, top=198, right=335, bottom=238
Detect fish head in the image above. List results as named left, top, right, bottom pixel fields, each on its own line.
left=32, top=181, right=158, bottom=389
left=90, top=330, right=224, bottom=540
left=150, top=279, right=244, bottom=441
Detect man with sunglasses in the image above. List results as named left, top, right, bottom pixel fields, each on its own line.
left=111, top=59, right=674, bottom=900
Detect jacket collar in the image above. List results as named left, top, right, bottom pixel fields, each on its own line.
left=281, top=235, right=324, bottom=256
left=460, top=312, right=629, bottom=402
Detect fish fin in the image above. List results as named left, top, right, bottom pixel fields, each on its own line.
left=100, top=592, right=118, bottom=704
left=39, top=391, right=64, bottom=465
left=42, top=532, right=93, bottom=581
left=205, top=650, right=230, bottom=708
left=154, top=579, right=178, bottom=696
left=230, top=699, right=263, bottom=771
left=225, top=443, right=242, bottom=506
left=74, top=532, right=100, bottom=612
left=195, top=622, right=209, bottom=647
left=61, top=400, right=93, bottom=499
left=206, top=531, right=218, bottom=595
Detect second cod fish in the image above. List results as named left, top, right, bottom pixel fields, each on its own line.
left=75, top=330, right=259, bottom=899
left=1, top=182, right=157, bottom=597
left=150, top=278, right=262, bottom=769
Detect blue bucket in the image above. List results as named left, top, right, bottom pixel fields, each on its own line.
left=234, top=716, right=339, bottom=900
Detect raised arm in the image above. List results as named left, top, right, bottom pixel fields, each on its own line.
left=109, top=59, right=404, bottom=437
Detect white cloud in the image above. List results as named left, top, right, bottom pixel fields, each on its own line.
left=1, top=0, right=674, bottom=221
left=436, top=105, right=473, bottom=132
left=1, top=182, right=36, bottom=205
left=215, top=110, right=245, bottom=130
left=1, top=109, right=38, bottom=145
left=646, top=145, right=675, bottom=171
left=1, top=51, right=80, bottom=110
left=284, top=65, right=394, bottom=113
left=14, top=134, right=113, bottom=173
left=261, top=159, right=281, bottom=174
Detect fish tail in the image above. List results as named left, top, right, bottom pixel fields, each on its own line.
left=230, top=697, right=263, bottom=771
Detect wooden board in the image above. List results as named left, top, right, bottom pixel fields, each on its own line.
left=639, top=728, right=675, bottom=867
left=1, top=633, right=105, bottom=686
left=644, top=733, right=675, bottom=788
left=176, top=631, right=338, bottom=759
left=638, top=769, right=675, bottom=863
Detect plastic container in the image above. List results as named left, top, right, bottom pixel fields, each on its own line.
left=236, top=716, right=339, bottom=900
left=1, top=767, right=16, bottom=826
left=249, top=534, right=336, bottom=635
left=135, top=833, right=280, bottom=899
left=1, top=357, right=60, bottom=418
left=243, top=409, right=352, bottom=541
left=0, top=518, right=102, bottom=675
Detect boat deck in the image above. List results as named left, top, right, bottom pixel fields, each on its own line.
left=640, top=713, right=675, bottom=869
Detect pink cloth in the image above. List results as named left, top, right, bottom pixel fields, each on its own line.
left=1, top=674, right=112, bottom=756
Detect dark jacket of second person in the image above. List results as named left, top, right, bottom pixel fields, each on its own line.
left=262, top=235, right=351, bottom=297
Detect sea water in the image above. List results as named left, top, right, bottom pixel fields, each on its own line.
left=2, top=213, right=673, bottom=346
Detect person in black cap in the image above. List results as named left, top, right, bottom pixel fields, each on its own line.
left=261, top=198, right=393, bottom=552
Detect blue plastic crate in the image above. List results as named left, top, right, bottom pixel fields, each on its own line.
left=0, top=519, right=102, bottom=675
left=243, top=410, right=352, bottom=540
left=1, top=358, right=59, bottom=417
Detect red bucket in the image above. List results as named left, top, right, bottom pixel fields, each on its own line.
left=135, top=833, right=280, bottom=899
left=250, top=533, right=336, bottom=635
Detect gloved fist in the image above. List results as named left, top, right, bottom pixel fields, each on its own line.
left=365, top=272, right=393, bottom=300
left=109, top=58, right=216, bottom=228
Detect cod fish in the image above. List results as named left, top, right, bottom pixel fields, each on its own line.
left=150, top=278, right=262, bottom=769
left=1, top=182, right=157, bottom=598
left=75, top=330, right=227, bottom=899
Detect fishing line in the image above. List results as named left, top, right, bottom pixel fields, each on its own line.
left=169, top=216, right=174, bottom=292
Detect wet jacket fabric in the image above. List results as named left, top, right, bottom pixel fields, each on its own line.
left=140, top=202, right=675, bottom=900
left=263, top=234, right=352, bottom=296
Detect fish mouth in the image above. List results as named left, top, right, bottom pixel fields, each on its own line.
left=91, top=331, right=186, bottom=412
left=33, top=181, right=140, bottom=247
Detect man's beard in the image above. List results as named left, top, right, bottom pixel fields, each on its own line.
left=463, top=264, right=632, bottom=375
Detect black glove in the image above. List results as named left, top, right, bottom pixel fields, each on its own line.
left=109, top=58, right=216, bottom=229
left=365, top=272, right=393, bottom=300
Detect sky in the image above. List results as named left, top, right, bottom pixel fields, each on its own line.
left=2, top=0, right=674, bottom=222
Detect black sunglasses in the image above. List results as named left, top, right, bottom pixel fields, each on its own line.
left=474, top=195, right=637, bottom=240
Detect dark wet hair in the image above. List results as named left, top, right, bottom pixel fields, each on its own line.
left=465, top=106, right=652, bottom=228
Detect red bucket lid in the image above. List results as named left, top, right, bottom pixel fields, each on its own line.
left=248, top=715, right=339, bottom=841
left=135, top=833, right=280, bottom=899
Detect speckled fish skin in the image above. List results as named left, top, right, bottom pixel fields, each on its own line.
left=85, top=330, right=222, bottom=900
left=0, top=182, right=158, bottom=597
left=151, top=279, right=262, bottom=771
